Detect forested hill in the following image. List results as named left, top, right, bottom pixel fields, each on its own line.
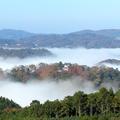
left=0, top=48, right=53, bottom=58
left=0, top=62, right=119, bottom=88
left=0, top=88, right=120, bottom=120
left=98, top=59, right=120, bottom=65
left=1, top=29, right=120, bottom=48
left=20, top=29, right=120, bottom=48
left=0, top=29, right=34, bottom=39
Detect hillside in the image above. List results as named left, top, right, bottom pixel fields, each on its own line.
left=1, top=62, right=119, bottom=87
left=98, top=59, right=120, bottom=65
left=0, top=29, right=34, bottom=39
left=1, top=29, right=120, bottom=48
left=0, top=48, right=53, bottom=58
left=20, top=32, right=120, bottom=48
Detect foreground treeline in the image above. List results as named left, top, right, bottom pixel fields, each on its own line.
left=0, top=87, right=120, bottom=120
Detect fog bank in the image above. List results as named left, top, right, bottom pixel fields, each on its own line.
left=0, top=77, right=119, bottom=107
left=0, top=48, right=120, bottom=107
left=0, top=48, right=120, bottom=70
left=0, top=78, right=96, bottom=107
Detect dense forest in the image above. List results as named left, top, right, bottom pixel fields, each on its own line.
left=0, top=62, right=119, bottom=87
left=7, top=62, right=120, bottom=87
left=0, top=87, right=120, bottom=120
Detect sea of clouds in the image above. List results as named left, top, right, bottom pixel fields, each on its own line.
left=0, top=48, right=120, bottom=107
left=0, top=48, right=120, bottom=70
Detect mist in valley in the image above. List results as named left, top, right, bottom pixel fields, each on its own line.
left=0, top=48, right=120, bottom=106
left=0, top=78, right=96, bottom=107
left=0, top=77, right=119, bottom=107
left=0, top=48, right=120, bottom=70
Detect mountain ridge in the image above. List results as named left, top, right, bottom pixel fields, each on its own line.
left=0, top=29, right=120, bottom=48
left=0, top=29, right=35, bottom=39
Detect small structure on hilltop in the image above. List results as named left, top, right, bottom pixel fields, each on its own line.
left=63, top=64, right=69, bottom=72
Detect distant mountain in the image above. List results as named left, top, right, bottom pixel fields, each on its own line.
left=1, top=29, right=120, bottom=48
left=71, top=29, right=120, bottom=38
left=96, top=59, right=120, bottom=70
left=96, top=29, right=120, bottom=39
left=0, top=29, right=35, bottom=39
left=20, top=30, right=120, bottom=48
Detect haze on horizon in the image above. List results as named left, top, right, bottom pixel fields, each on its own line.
left=0, top=0, right=120, bottom=33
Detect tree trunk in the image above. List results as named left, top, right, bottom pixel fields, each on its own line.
left=78, top=105, right=81, bottom=117
left=90, top=104, right=93, bottom=116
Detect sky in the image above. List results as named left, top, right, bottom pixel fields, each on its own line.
left=0, top=0, right=120, bottom=33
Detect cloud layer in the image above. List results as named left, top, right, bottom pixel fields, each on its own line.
left=0, top=48, right=120, bottom=70
left=0, top=48, right=120, bottom=106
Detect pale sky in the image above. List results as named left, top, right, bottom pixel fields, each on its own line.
left=0, top=0, right=120, bottom=33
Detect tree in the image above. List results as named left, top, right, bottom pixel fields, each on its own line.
left=73, top=91, right=87, bottom=117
